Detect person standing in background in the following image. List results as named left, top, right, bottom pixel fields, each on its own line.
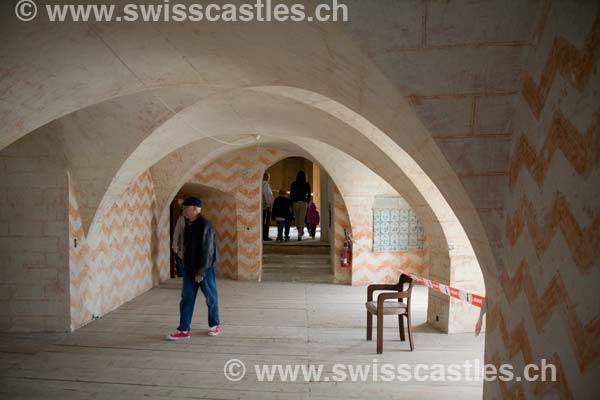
left=171, top=209, right=186, bottom=277
left=306, top=200, right=320, bottom=239
left=262, top=172, right=275, bottom=241
left=289, top=171, right=311, bottom=241
left=271, top=189, right=292, bottom=242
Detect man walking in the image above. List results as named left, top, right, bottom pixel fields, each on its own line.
left=167, top=197, right=220, bottom=340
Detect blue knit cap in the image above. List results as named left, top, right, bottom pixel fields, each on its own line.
left=182, top=197, right=202, bottom=207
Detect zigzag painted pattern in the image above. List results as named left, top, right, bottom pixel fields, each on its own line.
left=156, top=212, right=171, bottom=283
left=352, top=252, right=429, bottom=286
left=192, top=147, right=289, bottom=280
left=499, top=259, right=600, bottom=372
left=69, top=175, right=93, bottom=329
left=506, top=192, right=600, bottom=271
left=508, top=111, right=600, bottom=191
left=69, top=171, right=163, bottom=330
left=495, top=8, right=600, bottom=399
left=522, top=15, right=600, bottom=119
left=489, top=350, right=571, bottom=400
left=333, top=187, right=352, bottom=284
left=352, top=247, right=429, bottom=283
left=201, top=196, right=237, bottom=279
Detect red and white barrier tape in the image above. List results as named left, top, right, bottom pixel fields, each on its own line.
left=399, top=270, right=487, bottom=336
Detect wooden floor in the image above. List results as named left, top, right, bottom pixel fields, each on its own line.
left=0, top=264, right=485, bottom=399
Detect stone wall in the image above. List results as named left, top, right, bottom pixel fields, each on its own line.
left=0, top=131, right=69, bottom=332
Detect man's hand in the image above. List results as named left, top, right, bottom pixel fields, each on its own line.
left=194, top=274, right=204, bottom=283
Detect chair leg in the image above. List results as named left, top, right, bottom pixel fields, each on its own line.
left=376, top=313, right=383, bottom=354
left=367, top=312, right=372, bottom=341
left=398, top=314, right=405, bottom=341
left=407, top=312, right=414, bottom=351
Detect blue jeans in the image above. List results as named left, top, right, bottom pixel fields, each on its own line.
left=276, top=220, right=290, bottom=240
left=178, top=266, right=220, bottom=332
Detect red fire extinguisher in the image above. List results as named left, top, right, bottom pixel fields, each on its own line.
left=340, top=229, right=352, bottom=268
left=340, top=242, right=351, bottom=268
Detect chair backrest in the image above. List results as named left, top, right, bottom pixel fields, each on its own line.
left=398, top=273, right=414, bottom=305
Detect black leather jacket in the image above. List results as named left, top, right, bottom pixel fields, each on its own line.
left=183, top=215, right=219, bottom=277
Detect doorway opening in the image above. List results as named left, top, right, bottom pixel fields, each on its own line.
left=262, top=157, right=333, bottom=283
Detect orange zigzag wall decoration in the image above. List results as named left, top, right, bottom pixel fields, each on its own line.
left=522, top=14, right=600, bottom=119
left=500, top=259, right=600, bottom=372
left=487, top=307, right=572, bottom=399
left=506, top=192, right=600, bottom=271
left=509, top=111, right=600, bottom=191
left=489, top=352, right=571, bottom=400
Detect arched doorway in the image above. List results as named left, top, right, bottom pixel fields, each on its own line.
left=261, top=156, right=332, bottom=283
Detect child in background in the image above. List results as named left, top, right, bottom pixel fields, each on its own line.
left=271, top=190, right=292, bottom=242
left=306, top=201, right=320, bottom=239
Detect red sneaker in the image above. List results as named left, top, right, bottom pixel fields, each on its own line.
left=166, top=330, right=190, bottom=341
left=208, top=326, right=220, bottom=336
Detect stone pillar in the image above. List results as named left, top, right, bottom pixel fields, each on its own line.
left=319, top=167, right=330, bottom=243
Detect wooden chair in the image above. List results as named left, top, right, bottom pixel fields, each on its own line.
left=365, top=273, right=414, bottom=353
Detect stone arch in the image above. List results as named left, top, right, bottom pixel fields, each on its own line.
left=155, top=141, right=356, bottom=282
left=81, top=85, right=488, bottom=332
left=255, top=141, right=435, bottom=287
left=0, top=15, right=496, bottom=306
left=151, top=138, right=435, bottom=285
